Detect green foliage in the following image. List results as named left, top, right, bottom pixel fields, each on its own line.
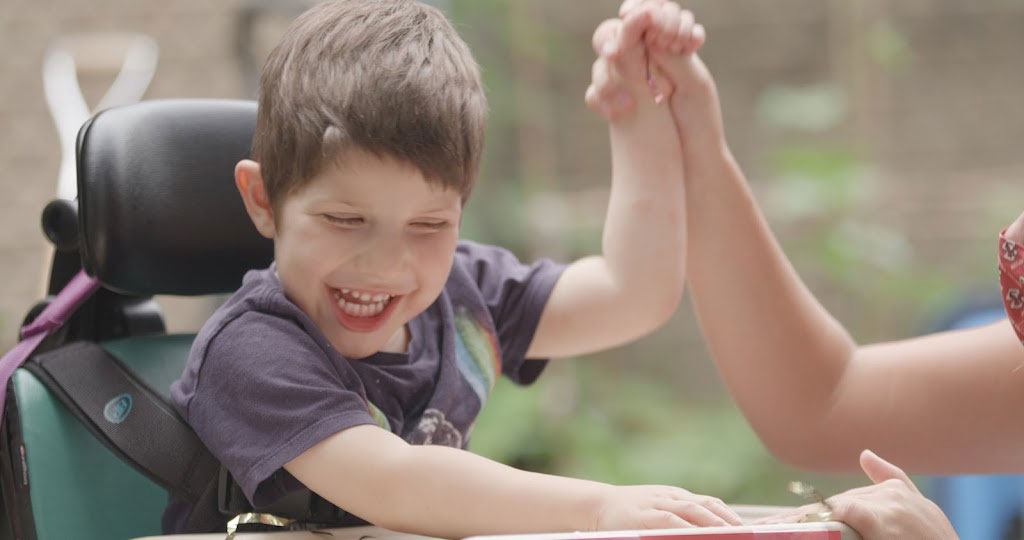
left=867, top=19, right=912, bottom=71
left=756, top=85, right=848, bottom=133
left=471, top=373, right=862, bottom=505
left=765, top=145, right=869, bottom=220
left=758, top=137, right=959, bottom=337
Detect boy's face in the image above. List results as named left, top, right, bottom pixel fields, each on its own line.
left=270, top=150, right=462, bottom=359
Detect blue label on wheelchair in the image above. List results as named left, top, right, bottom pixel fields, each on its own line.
left=103, top=393, right=133, bottom=424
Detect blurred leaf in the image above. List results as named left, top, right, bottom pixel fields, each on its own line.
left=867, top=19, right=912, bottom=71
left=756, top=84, right=847, bottom=133
left=470, top=378, right=545, bottom=463
left=820, top=218, right=914, bottom=277
left=765, top=145, right=871, bottom=220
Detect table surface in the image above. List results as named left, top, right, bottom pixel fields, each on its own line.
left=131, top=506, right=861, bottom=540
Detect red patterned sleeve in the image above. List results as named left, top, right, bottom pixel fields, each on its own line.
left=998, top=229, right=1024, bottom=344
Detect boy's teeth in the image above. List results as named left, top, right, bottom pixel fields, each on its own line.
left=336, top=297, right=388, bottom=318
left=337, top=288, right=395, bottom=302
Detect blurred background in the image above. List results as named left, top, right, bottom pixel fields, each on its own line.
left=2, top=0, right=1024, bottom=536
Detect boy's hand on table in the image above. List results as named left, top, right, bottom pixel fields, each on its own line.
left=592, top=484, right=742, bottom=530
left=756, top=450, right=957, bottom=539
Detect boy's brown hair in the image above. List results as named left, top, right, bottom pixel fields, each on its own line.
left=252, top=0, right=487, bottom=208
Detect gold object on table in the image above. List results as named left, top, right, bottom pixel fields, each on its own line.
left=788, top=481, right=834, bottom=522
left=225, top=513, right=296, bottom=540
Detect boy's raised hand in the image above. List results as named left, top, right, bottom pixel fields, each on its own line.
left=595, top=484, right=742, bottom=529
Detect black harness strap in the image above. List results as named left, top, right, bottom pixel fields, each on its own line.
left=23, top=341, right=219, bottom=503
left=20, top=341, right=360, bottom=532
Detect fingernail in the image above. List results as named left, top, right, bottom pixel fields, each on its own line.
left=647, top=77, right=665, bottom=105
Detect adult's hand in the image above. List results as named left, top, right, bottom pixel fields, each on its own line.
left=758, top=450, right=958, bottom=539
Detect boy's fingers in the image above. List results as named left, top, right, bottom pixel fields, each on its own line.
left=585, top=58, right=635, bottom=119
left=657, top=500, right=727, bottom=528
left=585, top=85, right=626, bottom=120
left=590, top=57, right=612, bottom=98
left=671, top=10, right=695, bottom=53
left=613, top=3, right=655, bottom=59
left=647, top=510, right=696, bottom=530
left=701, top=498, right=743, bottom=526
left=593, top=18, right=622, bottom=57
left=689, top=23, right=706, bottom=53
left=859, top=449, right=921, bottom=495
left=584, top=84, right=607, bottom=118
left=585, top=59, right=612, bottom=117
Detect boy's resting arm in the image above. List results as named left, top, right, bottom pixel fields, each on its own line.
left=673, top=70, right=1024, bottom=473
left=526, top=65, right=686, bottom=359
left=284, top=424, right=744, bottom=538
left=285, top=425, right=606, bottom=537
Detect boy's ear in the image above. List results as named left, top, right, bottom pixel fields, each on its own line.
left=235, top=159, right=276, bottom=239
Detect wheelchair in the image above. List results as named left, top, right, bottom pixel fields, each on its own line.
left=0, top=99, right=270, bottom=540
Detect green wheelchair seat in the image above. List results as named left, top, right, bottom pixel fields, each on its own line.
left=3, top=334, right=195, bottom=540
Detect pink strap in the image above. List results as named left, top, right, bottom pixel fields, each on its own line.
left=0, top=270, right=100, bottom=420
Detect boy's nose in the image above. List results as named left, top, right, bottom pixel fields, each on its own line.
left=356, top=236, right=408, bottom=277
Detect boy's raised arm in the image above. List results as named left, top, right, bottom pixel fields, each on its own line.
left=525, top=4, right=693, bottom=359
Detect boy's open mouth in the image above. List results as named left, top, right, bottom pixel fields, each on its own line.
left=328, top=287, right=402, bottom=333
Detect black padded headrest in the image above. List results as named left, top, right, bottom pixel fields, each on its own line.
left=77, top=99, right=273, bottom=296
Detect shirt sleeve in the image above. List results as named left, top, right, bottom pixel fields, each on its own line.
left=455, top=241, right=566, bottom=384
left=184, top=311, right=376, bottom=506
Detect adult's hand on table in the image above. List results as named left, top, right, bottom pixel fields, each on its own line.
left=758, top=450, right=957, bottom=540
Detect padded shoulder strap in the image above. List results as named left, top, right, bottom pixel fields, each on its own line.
left=24, top=341, right=219, bottom=503
left=22, top=341, right=359, bottom=533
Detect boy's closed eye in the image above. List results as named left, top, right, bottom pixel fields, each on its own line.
left=410, top=219, right=452, bottom=232
left=322, top=214, right=452, bottom=233
left=323, top=214, right=365, bottom=227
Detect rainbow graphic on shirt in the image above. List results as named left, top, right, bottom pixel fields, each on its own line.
left=365, top=399, right=391, bottom=432
left=453, top=305, right=501, bottom=406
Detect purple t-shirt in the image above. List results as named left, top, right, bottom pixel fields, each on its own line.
left=163, top=240, right=564, bottom=530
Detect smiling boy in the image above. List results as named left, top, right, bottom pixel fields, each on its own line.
left=162, top=0, right=739, bottom=536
